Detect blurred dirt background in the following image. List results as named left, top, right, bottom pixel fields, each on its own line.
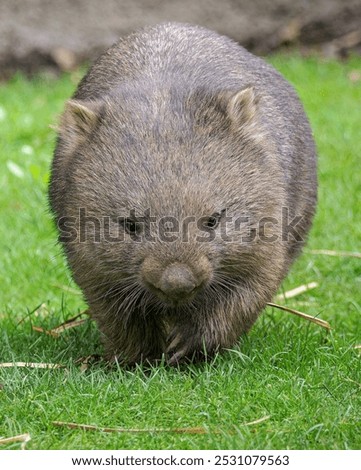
left=0, top=0, right=360, bottom=78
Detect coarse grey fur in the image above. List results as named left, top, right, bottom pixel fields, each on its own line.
left=49, top=22, right=317, bottom=365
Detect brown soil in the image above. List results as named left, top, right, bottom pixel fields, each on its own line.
left=0, top=0, right=360, bottom=78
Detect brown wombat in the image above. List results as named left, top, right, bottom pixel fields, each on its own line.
left=49, top=22, right=317, bottom=365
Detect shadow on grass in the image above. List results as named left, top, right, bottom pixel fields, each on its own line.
left=0, top=302, right=334, bottom=379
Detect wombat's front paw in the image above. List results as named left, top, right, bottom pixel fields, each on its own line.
left=166, top=327, right=218, bottom=366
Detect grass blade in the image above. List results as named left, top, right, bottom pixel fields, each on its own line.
left=267, top=302, right=331, bottom=330
left=52, top=421, right=208, bottom=434
left=0, top=362, right=64, bottom=369
left=0, top=433, right=31, bottom=449
left=276, top=282, right=318, bottom=301
left=306, top=249, right=361, bottom=259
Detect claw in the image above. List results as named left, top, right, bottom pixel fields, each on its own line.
left=166, top=334, right=182, bottom=354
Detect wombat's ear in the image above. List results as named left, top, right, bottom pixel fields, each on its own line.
left=58, top=99, right=102, bottom=152
left=226, top=87, right=259, bottom=127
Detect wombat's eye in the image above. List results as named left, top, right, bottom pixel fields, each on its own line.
left=124, top=218, right=141, bottom=234
left=205, top=212, right=221, bottom=229
left=125, top=219, right=140, bottom=233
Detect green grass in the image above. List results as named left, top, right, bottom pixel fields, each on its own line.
left=0, top=56, right=360, bottom=450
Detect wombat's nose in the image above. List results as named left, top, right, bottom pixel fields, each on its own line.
left=160, top=263, right=197, bottom=299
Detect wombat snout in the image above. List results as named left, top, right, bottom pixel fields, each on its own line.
left=141, top=257, right=212, bottom=304
left=160, top=264, right=197, bottom=299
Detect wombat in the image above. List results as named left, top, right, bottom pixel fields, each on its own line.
left=49, top=22, right=317, bottom=365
